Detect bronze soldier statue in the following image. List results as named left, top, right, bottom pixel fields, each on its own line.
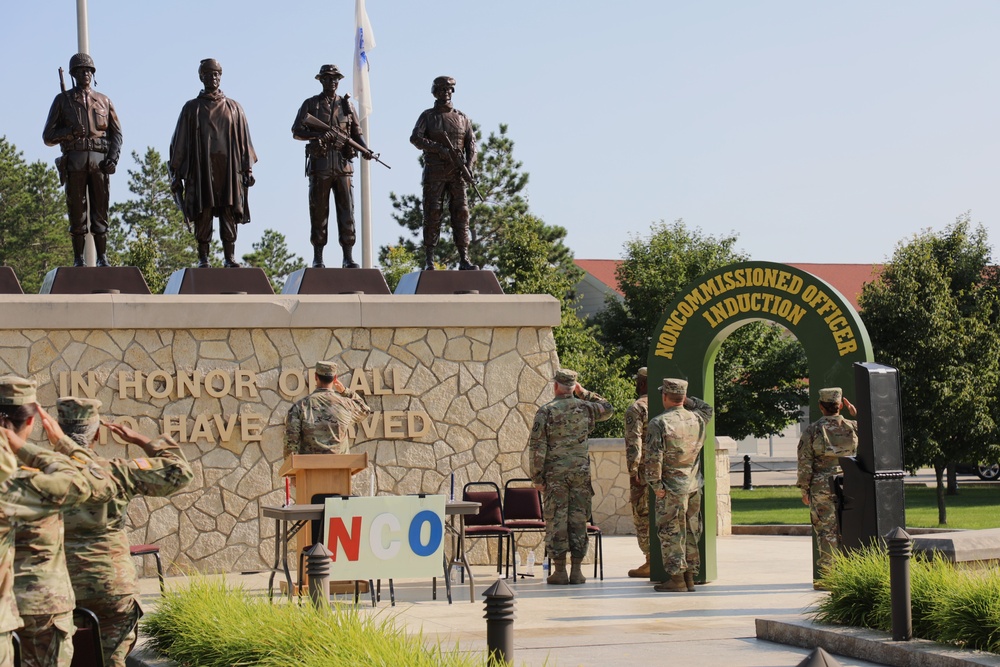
left=291, top=65, right=374, bottom=269
left=169, top=58, right=257, bottom=268
left=42, top=53, right=122, bottom=268
left=410, top=76, right=479, bottom=271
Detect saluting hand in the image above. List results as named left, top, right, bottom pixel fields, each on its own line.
left=103, top=421, right=151, bottom=447
left=842, top=397, right=857, bottom=417
left=333, top=375, right=347, bottom=393
left=36, top=404, right=65, bottom=445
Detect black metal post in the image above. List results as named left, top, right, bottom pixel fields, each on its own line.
left=743, top=455, right=753, bottom=490
left=483, top=578, right=516, bottom=665
left=886, top=527, right=912, bottom=641
left=305, top=542, right=332, bottom=609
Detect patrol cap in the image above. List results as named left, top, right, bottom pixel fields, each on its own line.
left=658, top=378, right=688, bottom=395
left=56, top=396, right=102, bottom=424
left=315, top=360, right=338, bottom=377
left=554, top=368, right=577, bottom=389
left=69, top=53, right=95, bottom=73
left=635, top=367, right=648, bottom=379
left=432, top=76, right=456, bottom=92
left=316, top=64, right=344, bottom=80
left=199, top=58, right=223, bottom=74
left=819, top=387, right=843, bottom=403
left=0, top=376, right=37, bottom=406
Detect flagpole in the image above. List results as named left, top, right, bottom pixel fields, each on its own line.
left=360, top=117, right=373, bottom=268
left=77, top=0, right=97, bottom=268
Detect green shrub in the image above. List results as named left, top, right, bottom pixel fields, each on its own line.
left=812, top=545, right=1000, bottom=654
left=142, top=579, right=498, bottom=667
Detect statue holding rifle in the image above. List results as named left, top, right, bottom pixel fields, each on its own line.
left=409, top=76, right=483, bottom=271
left=42, top=53, right=122, bottom=268
left=291, top=64, right=380, bottom=269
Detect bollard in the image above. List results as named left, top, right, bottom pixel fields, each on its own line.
left=796, top=647, right=843, bottom=666
left=482, top=577, right=516, bottom=666
left=305, top=542, right=332, bottom=609
left=886, top=527, right=912, bottom=641
left=743, top=454, right=753, bottom=490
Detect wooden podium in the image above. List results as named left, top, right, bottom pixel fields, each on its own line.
left=278, top=453, right=368, bottom=556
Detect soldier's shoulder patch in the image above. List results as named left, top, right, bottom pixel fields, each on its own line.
left=133, top=458, right=152, bottom=470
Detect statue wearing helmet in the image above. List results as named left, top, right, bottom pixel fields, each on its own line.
left=42, top=53, right=122, bottom=267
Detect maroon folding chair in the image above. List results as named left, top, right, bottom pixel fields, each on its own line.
left=463, top=481, right=516, bottom=579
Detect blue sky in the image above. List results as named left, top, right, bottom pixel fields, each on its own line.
left=3, top=1, right=999, bottom=266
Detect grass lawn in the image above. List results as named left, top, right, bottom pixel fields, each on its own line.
left=731, top=484, right=1000, bottom=529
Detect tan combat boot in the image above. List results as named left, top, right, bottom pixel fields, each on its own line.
left=569, top=557, right=586, bottom=584
left=684, top=571, right=695, bottom=592
left=547, top=556, right=569, bottom=585
left=628, top=556, right=651, bottom=578
left=653, top=574, right=688, bottom=592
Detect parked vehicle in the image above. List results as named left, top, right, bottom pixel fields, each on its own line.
left=955, top=462, right=1000, bottom=481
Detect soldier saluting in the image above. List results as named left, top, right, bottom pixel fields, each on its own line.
left=42, top=53, right=122, bottom=268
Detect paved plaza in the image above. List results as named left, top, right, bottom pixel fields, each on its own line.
left=131, top=533, right=888, bottom=667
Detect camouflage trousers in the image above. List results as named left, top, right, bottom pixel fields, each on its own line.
left=654, top=488, right=702, bottom=576
left=629, top=477, right=650, bottom=557
left=19, top=611, right=74, bottom=667
left=77, top=595, right=140, bottom=667
left=809, top=487, right=840, bottom=572
left=542, top=470, right=593, bottom=558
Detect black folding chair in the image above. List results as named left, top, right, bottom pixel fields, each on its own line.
left=463, top=481, right=515, bottom=580
left=587, top=515, right=604, bottom=580
left=71, top=607, right=105, bottom=667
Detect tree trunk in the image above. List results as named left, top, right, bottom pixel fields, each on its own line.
left=946, top=462, right=958, bottom=496
left=934, top=462, right=948, bottom=525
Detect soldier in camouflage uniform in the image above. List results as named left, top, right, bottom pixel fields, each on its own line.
left=0, top=377, right=121, bottom=667
left=624, top=367, right=651, bottom=578
left=797, top=387, right=858, bottom=580
left=59, top=397, right=193, bottom=667
left=644, top=378, right=713, bottom=593
left=284, top=361, right=372, bottom=457
left=529, top=369, right=613, bottom=585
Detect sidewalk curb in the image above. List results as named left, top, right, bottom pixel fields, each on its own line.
left=756, top=618, right=1000, bottom=667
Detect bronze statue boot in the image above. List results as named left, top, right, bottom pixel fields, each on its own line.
left=312, top=246, right=325, bottom=269
left=546, top=556, right=569, bottom=585
left=684, top=571, right=696, bottom=591
left=423, top=246, right=436, bottom=271
left=457, top=248, right=479, bottom=271
left=342, top=246, right=360, bottom=269
left=94, top=234, right=110, bottom=267
left=653, top=574, right=689, bottom=593
left=197, top=243, right=211, bottom=269
left=71, top=236, right=86, bottom=267
left=569, top=557, right=587, bottom=584
left=223, top=242, right=241, bottom=268
left=628, top=557, right=651, bottom=578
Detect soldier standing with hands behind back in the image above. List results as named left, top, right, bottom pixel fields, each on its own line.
left=529, top=369, right=613, bottom=586
left=797, top=387, right=858, bottom=583
left=43, top=53, right=122, bottom=268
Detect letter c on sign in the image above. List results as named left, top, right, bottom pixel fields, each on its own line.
left=369, top=513, right=401, bottom=559
left=408, top=510, right=443, bottom=557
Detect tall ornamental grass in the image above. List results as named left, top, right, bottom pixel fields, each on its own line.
left=813, top=545, right=1000, bottom=653
left=142, top=579, right=499, bottom=667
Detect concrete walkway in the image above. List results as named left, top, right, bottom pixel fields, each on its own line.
left=131, top=533, right=889, bottom=667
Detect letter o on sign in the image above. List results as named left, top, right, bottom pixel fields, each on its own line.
left=408, top=510, right=443, bottom=557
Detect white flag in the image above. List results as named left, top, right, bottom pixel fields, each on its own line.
left=353, top=0, right=376, bottom=122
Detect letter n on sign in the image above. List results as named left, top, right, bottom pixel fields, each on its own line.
left=322, top=495, right=446, bottom=580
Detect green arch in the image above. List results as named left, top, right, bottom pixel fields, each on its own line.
left=644, top=261, right=874, bottom=581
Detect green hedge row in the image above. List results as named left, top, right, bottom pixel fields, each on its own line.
left=142, top=579, right=500, bottom=667
left=814, top=545, right=1000, bottom=653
